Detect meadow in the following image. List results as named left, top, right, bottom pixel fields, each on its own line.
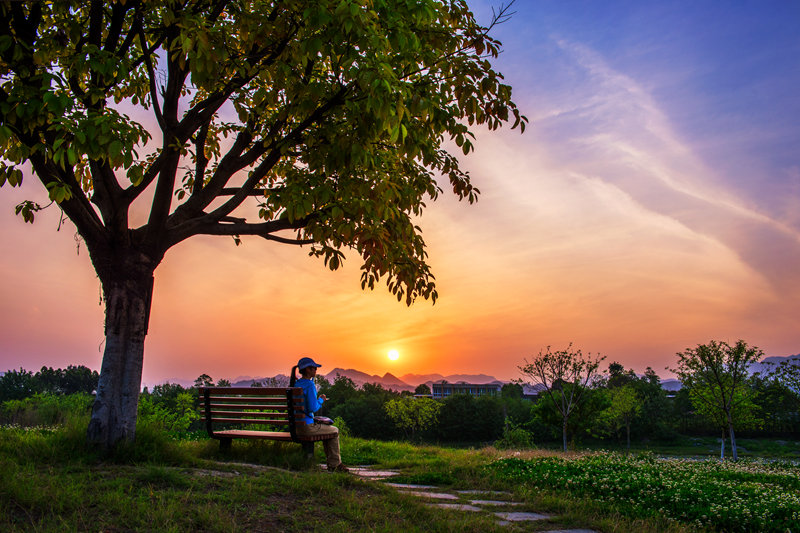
left=2, top=411, right=799, bottom=532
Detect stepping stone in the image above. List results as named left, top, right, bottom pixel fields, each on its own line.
left=456, top=490, right=512, bottom=496
left=351, top=468, right=399, bottom=479
left=385, top=483, right=437, bottom=489
left=400, top=490, right=459, bottom=500
left=426, top=503, right=482, bottom=512
left=495, top=511, right=551, bottom=525
left=469, top=500, right=523, bottom=506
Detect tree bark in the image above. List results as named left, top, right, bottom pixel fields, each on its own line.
left=86, top=259, right=156, bottom=449
left=728, top=412, right=738, bottom=461
left=626, top=421, right=631, bottom=452
left=562, top=419, right=568, bottom=452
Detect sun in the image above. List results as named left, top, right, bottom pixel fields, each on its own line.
left=387, top=349, right=400, bottom=361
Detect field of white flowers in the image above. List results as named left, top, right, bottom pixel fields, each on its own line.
left=490, top=452, right=800, bottom=532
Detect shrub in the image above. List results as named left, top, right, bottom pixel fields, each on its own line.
left=494, top=421, right=535, bottom=449
left=0, top=392, right=93, bottom=427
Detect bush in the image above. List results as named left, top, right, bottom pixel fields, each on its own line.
left=137, top=391, right=199, bottom=434
left=0, top=392, right=93, bottom=427
left=494, top=421, right=535, bottom=449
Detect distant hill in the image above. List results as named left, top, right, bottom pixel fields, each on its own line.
left=750, top=354, right=800, bottom=376
left=148, top=354, right=799, bottom=392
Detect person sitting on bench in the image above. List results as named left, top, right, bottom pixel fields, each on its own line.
left=290, top=356, right=349, bottom=473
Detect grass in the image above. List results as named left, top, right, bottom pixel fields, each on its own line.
left=1, top=417, right=797, bottom=532
left=490, top=451, right=800, bottom=532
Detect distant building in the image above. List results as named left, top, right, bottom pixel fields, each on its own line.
left=431, top=381, right=501, bottom=399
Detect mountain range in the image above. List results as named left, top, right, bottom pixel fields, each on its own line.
left=159, top=354, right=800, bottom=391
left=227, top=368, right=507, bottom=392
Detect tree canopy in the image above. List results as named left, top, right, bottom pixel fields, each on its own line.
left=671, top=339, right=762, bottom=460
left=519, top=343, right=604, bottom=451
left=0, top=0, right=525, bottom=447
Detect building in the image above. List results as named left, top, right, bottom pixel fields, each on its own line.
left=431, top=381, right=501, bottom=399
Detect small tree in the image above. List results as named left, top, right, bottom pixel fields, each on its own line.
left=601, top=384, right=641, bottom=451
left=193, top=374, right=214, bottom=388
left=385, top=396, right=441, bottom=441
left=671, top=339, right=762, bottom=461
left=519, top=344, right=604, bottom=452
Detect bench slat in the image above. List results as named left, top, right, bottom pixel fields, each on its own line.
left=208, top=402, right=293, bottom=409
left=209, top=409, right=289, bottom=416
left=210, top=417, right=297, bottom=425
left=202, top=387, right=302, bottom=396
left=212, top=429, right=334, bottom=442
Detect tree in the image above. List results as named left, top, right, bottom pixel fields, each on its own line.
left=501, top=382, right=523, bottom=399
left=414, top=383, right=431, bottom=396
left=193, top=373, right=214, bottom=388
left=0, top=368, right=37, bottom=402
left=671, top=340, right=762, bottom=460
left=519, top=344, right=605, bottom=452
left=601, top=384, right=641, bottom=451
left=770, top=356, right=800, bottom=393
left=385, top=396, right=441, bottom=441
left=0, top=1, right=525, bottom=448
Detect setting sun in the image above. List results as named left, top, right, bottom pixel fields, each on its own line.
left=387, top=350, right=400, bottom=361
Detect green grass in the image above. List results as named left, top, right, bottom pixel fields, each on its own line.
left=4, top=420, right=796, bottom=532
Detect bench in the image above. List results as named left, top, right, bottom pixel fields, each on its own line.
left=198, top=386, right=335, bottom=455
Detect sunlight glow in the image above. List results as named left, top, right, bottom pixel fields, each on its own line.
left=388, top=349, right=400, bottom=361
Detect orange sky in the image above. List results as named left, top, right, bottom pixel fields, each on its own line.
left=2, top=3, right=799, bottom=386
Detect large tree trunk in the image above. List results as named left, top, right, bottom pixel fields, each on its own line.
left=87, top=262, right=155, bottom=449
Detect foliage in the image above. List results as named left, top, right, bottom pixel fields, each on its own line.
left=0, top=366, right=99, bottom=402
left=490, top=452, right=800, bottom=532
left=0, top=0, right=525, bottom=302
left=414, top=383, right=431, bottom=395
left=0, top=392, right=93, bottom=427
left=434, top=394, right=504, bottom=443
left=773, top=356, right=800, bottom=392
left=332, top=415, right=350, bottom=438
left=316, top=378, right=404, bottom=439
left=193, top=374, right=214, bottom=388
left=598, top=384, right=642, bottom=450
left=494, top=420, right=535, bottom=449
left=519, top=344, right=605, bottom=451
left=0, top=368, right=37, bottom=402
left=137, top=390, right=199, bottom=434
left=672, top=340, right=763, bottom=460
left=385, top=396, right=441, bottom=440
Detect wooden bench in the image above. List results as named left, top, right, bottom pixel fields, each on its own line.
left=198, top=386, right=335, bottom=455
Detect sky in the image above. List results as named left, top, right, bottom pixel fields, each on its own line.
left=1, top=1, right=799, bottom=386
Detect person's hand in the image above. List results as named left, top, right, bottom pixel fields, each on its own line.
left=318, top=394, right=327, bottom=401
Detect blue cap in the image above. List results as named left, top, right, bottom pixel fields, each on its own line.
left=297, top=357, right=322, bottom=370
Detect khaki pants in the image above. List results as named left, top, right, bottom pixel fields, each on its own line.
left=296, top=422, right=341, bottom=468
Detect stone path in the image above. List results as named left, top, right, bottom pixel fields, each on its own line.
left=341, top=466, right=598, bottom=532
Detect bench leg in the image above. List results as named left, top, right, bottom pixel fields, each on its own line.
left=219, top=438, right=232, bottom=452
left=302, top=441, right=314, bottom=459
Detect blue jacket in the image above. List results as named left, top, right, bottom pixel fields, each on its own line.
left=296, top=377, right=324, bottom=424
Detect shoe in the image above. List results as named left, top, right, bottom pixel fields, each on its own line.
left=328, top=463, right=350, bottom=473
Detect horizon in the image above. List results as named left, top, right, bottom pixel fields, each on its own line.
left=2, top=2, right=799, bottom=385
